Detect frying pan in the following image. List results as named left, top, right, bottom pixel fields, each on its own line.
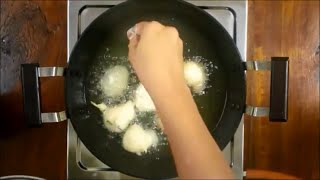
left=21, top=0, right=288, bottom=179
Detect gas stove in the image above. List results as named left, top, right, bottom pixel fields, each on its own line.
left=67, top=1, right=247, bottom=179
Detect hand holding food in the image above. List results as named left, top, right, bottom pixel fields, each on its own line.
left=127, top=21, right=186, bottom=97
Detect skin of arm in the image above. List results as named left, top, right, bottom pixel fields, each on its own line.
left=127, top=21, right=234, bottom=179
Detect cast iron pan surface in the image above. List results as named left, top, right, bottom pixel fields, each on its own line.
left=66, top=0, right=246, bottom=178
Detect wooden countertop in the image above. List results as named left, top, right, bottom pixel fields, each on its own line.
left=0, top=1, right=318, bottom=179
left=0, top=1, right=67, bottom=179
left=245, top=1, right=319, bottom=179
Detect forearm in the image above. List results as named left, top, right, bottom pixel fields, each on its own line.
left=150, top=82, right=234, bottom=179
left=127, top=21, right=232, bottom=179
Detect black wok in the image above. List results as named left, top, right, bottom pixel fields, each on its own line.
left=21, top=0, right=288, bottom=179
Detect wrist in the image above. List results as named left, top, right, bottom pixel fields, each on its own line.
left=147, top=80, right=190, bottom=102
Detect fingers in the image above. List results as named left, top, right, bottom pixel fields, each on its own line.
left=143, top=21, right=165, bottom=34
left=127, top=21, right=182, bottom=61
left=164, top=27, right=179, bottom=40
left=128, top=32, right=139, bottom=62
left=128, top=22, right=147, bottom=60
left=128, top=21, right=180, bottom=43
left=127, top=21, right=149, bottom=55
left=134, top=21, right=149, bottom=35
left=127, top=21, right=164, bottom=40
left=127, top=21, right=164, bottom=59
left=128, top=21, right=180, bottom=40
left=128, top=34, right=139, bottom=51
left=127, top=26, right=137, bottom=40
left=127, top=21, right=149, bottom=40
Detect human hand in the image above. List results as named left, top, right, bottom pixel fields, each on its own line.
left=127, top=21, right=186, bottom=96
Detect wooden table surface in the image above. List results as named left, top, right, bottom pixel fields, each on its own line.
left=0, top=1, right=319, bottom=179
left=0, top=1, right=67, bottom=179
left=245, top=1, right=319, bottom=179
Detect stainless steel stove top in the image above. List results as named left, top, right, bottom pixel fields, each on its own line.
left=67, top=1, right=247, bottom=179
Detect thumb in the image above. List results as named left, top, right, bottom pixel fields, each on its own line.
left=127, top=25, right=137, bottom=40
left=128, top=27, right=139, bottom=62
left=127, top=22, right=148, bottom=61
left=127, top=24, right=139, bottom=50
